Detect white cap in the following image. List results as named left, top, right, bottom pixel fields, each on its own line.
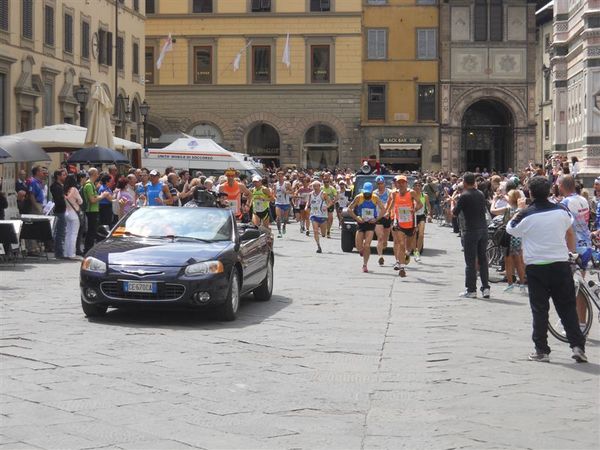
left=149, top=169, right=159, bottom=176
left=252, top=175, right=262, bottom=182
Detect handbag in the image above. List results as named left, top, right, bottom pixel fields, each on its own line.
left=66, top=197, right=84, bottom=223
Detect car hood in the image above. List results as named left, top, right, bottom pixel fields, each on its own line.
left=91, top=238, right=233, bottom=267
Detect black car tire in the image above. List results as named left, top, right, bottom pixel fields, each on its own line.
left=253, top=257, right=273, bottom=302
left=218, top=270, right=240, bottom=321
left=341, top=228, right=354, bottom=253
left=81, top=297, right=108, bottom=317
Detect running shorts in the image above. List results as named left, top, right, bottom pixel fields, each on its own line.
left=276, top=204, right=291, bottom=212
left=393, top=226, right=415, bottom=237
left=377, top=217, right=392, bottom=229
left=254, top=210, right=270, bottom=220
left=416, top=215, right=426, bottom=224
left=358, top=222, right=376, bottom=233
left=311, top=216, right=327, bottom=224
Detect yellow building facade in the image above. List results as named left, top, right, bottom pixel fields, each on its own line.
left=362, top=0, right=439, bottom=171
left=145, top=0, right=363, bottom=168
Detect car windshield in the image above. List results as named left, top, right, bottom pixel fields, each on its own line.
left=113, top=207, right=232, bottom=242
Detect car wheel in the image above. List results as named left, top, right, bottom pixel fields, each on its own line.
left=253, top=257, right=273, bottom=302
left=341, top=228, right=354, bottom=253
left=81, top=297, right=108, bottom=317
left=218, top=270, right=240, bottom=321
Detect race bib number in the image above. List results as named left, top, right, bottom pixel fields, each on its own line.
left=254, top=200, right=269, bottom=213
left=396, top=207, right=412, bottom=223
left=227, top=200, right=239, bottom=214
left=361, top=208, right=375, bottom=220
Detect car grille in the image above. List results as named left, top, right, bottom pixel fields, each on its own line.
left=100, top=281, right=186, bottom=301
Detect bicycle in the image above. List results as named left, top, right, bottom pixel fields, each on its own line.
left=548, top=257, right=600, bottom=342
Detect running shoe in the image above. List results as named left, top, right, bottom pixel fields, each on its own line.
left=572, top=347, right=588, bottom=363
left=458, top=290, right=477, bottom=299
left=306, top=230, right=310, bottom=236
left=378, top=257, right=384, bottom=266
left=393, top=261, right=400, bottom=271
left=503, top=284, right=514, bottom=293
left=277, top=233, right=283, bottom=239
left=519, top=285, right=528, bottom=296
left=528, top=352, right=550, bottom=363
left=482, top=287, right=491, bottom=299
left=316, top=246, right=322, bottom=254
left=414, top=251, right=421, bottom=263
left=327, top=233, right=331, bottom=239
left=362, top=265, right=368, bottom=273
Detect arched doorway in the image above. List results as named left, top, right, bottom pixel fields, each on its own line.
left=461, top=100, right=514, bottom=172
left=188, top=122, right=224, bottom=144
left=247, top=123, right=280, bottom=168
left=304, top=124, right=338, bottom=169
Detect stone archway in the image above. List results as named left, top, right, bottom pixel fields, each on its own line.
left=443, top=86, right=530, bottom=172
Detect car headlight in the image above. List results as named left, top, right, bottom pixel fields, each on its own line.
left=185, top=260, right=224, bottom=276
left=82, top=256, right=107, bottom=274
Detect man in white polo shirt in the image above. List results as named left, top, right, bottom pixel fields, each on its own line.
left=506, top=176, right=587, bottom=363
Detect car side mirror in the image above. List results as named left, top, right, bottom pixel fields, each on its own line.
left=97, top=224, right=111, bottom=241
left=240, top=228, right=261, bottom=242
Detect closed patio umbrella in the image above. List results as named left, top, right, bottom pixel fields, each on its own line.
left=0, top=136, right=51, bottom=163
left=67, top=146, right=130, bottom=164
left=0, top=147, right=11, bottom=158
left=84, top=84, right=115, bottom=149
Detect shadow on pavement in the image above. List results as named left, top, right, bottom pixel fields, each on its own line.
left=482, top=297, right=524, bottom=306
left=422, top=248, right=448, bottom=257
left=553, top=361, right=600, bottom=374
left=85, top=294, right=292, bottom=330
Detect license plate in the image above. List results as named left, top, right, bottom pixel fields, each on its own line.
left=124, top=281, right=156, bottom=294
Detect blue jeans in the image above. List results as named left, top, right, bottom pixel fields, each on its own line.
left=53, top=212, right=66, bottom=258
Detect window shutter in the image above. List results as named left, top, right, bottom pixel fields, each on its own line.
left=474, top=0, right=487, bottom=41
left=145, top=0, right=155, bottom=14
left=427, top=30, right=436, bottom=58
left=0, top=0, right=8, bottom=31
left=489, top=0, right=503, bottom=41
left=377, top=30, right=386, bottom=59
left=22, top=0, right=33, bottom=38
left=45, top=5, right=55, bottom=46
left=106, top=31, right=113, bottom=66
left=367, top=30, right=376, bottom=59
left=261, top=0, right=271, bottom=9
left=417, top=30, right=426, bottom=58
left=133, top=42, right=139, bottom=75
left=116, top=36, right=124, bottom=70
left=64, top=14, right=73, bottom=53
left=321, top=0, right=331, bottom=10
left=81, top=21, right=90, bottom=59
left=98, top=29, right=106, bottom=63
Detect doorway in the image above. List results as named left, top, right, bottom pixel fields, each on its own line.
left=461, top=100, right=513, bottom=172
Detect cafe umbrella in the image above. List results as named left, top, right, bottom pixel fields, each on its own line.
left=67, top=146, right=130, bottom=165
left=0, top=136, right=51, bottom=163
left=0, top=147, right=11, bottom=159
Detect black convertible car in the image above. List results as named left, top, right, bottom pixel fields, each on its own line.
left=80, top=207, right=274, bottom=321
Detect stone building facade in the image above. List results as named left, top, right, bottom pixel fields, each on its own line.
left=535, top=0, right=555, bottom=161
left=440, top=0, right=538, bottom=173
left=550, top=0, right=600, bottom=183
left=145, top=0, right=362, bottom=169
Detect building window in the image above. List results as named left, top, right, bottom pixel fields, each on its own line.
left=43, top=82, right=53, bottom=126
left=367, top=29, right=386, bottom=60
left=418, top=85, right=436, bottom=121
left=146, top=0, right=155, bottom=14
left=474, top=0, right=487, bottom=41
left=544, top=120, right=550, bottom=140
left=544, top=34, right=551, bottom=52
left=194, top=46, right=212, bottom=84
left=544, top=70, right=551, bottom=102
left=44, top=5, right=55, bottom=46
left=252, top=45, right=271, bottom=83
left=0, top=0, right=8, bottom=31
left=133, top=0, right=139, bottom=11
left=64, top=13, right=73, bottom=54
left=81, top=20, right=90, bottom=59
left=192, top=0, right=212, bottom=13
left=22, top=0, right=33, bottom=39
left=368, top=85, right=386, bottom=120
left=417, top=0, right=436, bottom=4
left=116, top=36, right=124, bottom=70
left=311, top=45, right=330, bottom=83
left=251, top=0, right=271, bottom=12
left=0, top=73, right=5, bottom=135
left=417, top=29, right=437, bottom=59
left=489, top=0, right=503, bottom=41
left=145, top=47, right=154, bottom=84
left=367, top=0, right=386, bottom=4
left=133, top=42, right=139, bottom=75
left=310, top=0, right=331, bottom=12
left=99, top=29, right=113, bottom=66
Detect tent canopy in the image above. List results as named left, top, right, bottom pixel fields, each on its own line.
left=12, top=124, right=141, bottom=151
left=0, top=136, right=51, bottom=163
left=157, top=137, right=233, bottom=155
left=67, top=146, right=130, bottom=164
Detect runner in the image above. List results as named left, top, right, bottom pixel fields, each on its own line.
left=296, top=177, right=312, bottom=235
left=386, top=175, right=422, bottom=277
left=219, top=168, right=251, bottom=220
left=321, top=173, right=338, bottom=238
left=307, top=180, right=333, bottom=253
left=374, top=175, right=392, bottom=266
left=347, top=182, right=386, bottom=272
left=412, top=180, right=433, bottom=262
left=336, top=180, right=351, bottom=226
left=274, top=170, right=293, bottom=238
left=250, top=175, right=275, bottom=230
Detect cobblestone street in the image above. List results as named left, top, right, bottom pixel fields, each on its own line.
left=1, top=223, right=598, bottom=449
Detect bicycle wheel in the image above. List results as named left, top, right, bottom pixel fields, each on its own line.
left=548, top=287, right=593, bottom=343
left=486, top=244, right=500, bottom=268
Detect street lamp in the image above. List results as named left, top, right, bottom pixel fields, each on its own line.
left=139, top=100, right=150, bottom=153
left=74, top=84, right=89, bottom=127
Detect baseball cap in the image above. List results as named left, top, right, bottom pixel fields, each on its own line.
left=362, top=182, right=374, bottom=194
left=252, top=175, right=262, bottom=182
left=375, top=175, right=385, bottom=183
left=594, top=178, right=600, bottom=185
left=149, top=169, right=159, bottom=176
left=395, top=175, right=408, bottom=182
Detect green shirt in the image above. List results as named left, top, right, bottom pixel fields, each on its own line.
left=83, top=181, right=99, bottom=213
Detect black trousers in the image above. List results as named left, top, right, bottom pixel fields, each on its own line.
left=84, top=212, right=98, bottom=254
left=526, top=262, right=585, bottom=354
left=463, top=228, right=490, bottom=293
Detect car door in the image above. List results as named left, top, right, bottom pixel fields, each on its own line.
left=238, top=228, right=264, bottom=291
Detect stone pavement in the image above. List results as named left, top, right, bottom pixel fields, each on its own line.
left=0, top=222, right=598, bottom=450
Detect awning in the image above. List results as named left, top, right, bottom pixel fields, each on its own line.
left=380, top=158, right=421, bottom=165
left=379, top=143, right=422, bottom=151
